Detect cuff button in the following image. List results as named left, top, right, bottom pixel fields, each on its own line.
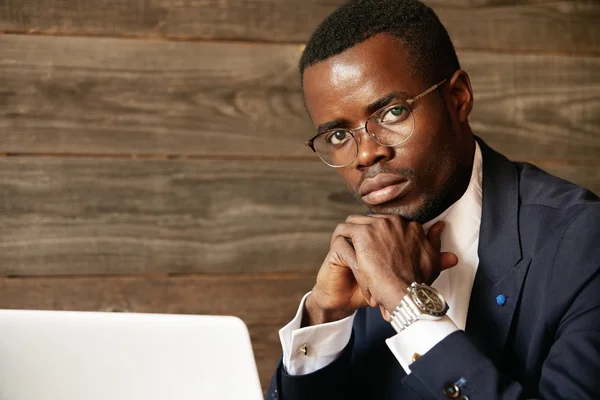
left=443, top=383, right=461, bottom=399
left=299, top=344, right=309, bottom=356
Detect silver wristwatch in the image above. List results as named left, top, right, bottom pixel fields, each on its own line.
left=390, top=282, right=449, bottom=333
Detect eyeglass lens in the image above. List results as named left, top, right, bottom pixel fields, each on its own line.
left=312, top=104, right=415, bottom=167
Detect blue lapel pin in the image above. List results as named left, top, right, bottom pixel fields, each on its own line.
left=496, top=294, right=507, bottom=306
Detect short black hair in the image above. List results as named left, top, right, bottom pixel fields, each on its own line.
left=299, top=0, right=460, bottom=86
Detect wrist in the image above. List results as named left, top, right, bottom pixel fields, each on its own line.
left=383, top=281, right=410, bottom=313
left=302, top=292, right=355, bottom=327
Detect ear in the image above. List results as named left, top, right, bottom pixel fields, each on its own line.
left=446, top=70, right=473, bottom=123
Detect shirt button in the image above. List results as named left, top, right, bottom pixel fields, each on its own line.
left=443, top=383, right=461, bottom=399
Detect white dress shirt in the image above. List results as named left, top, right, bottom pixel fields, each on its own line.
left=280, top=142, right=483, bottom=375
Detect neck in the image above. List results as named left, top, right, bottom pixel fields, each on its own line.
left=440, top=133, right=477, bottom=213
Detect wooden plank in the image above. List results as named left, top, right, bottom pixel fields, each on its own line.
left=0, top=35, right=309, bottom=158
left=462, top=52, right=600, bottom=161
left=0, top=273, right=315, bottom=391
left=436, top=1, right=600, bottom=54
left=1, top=156, right=598, bottom=277
left=1, top=35, right=599, bottom=161
left=0, top=157, right=363, bottom=276
left=0, top=1, right=598, bottom=54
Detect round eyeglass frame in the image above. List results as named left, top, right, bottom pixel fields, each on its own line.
left=305, top=76, right=450, bottom=168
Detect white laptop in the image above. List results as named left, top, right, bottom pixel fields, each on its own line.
left=0, top=310, right=263, bottom=400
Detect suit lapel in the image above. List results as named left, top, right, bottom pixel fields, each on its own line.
left=465, top=138, right=531, bottom=363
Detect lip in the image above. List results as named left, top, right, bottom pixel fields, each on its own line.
left=359, top=174, right=411, bottom=206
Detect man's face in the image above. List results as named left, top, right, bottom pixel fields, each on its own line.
left=303, top=34, right=463, bottom=223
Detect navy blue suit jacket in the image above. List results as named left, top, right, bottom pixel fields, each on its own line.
left=266, top=139, right=600, bottom=399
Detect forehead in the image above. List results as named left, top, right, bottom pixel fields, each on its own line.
left=302, top=34, right=425, bottom=126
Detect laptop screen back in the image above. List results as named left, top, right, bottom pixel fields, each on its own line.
left=0, top=310, right=263, bottom=400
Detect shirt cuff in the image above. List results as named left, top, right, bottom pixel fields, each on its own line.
left=279, top=292, right=356, bottom=375
left=385, top=315, right=459, bottom=374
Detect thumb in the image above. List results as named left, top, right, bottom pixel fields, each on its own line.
left=426, top=220, right=446, bottom=252
left=440, top=252, right=459, bottom=271
left=379, top=305, right=392, bottom=322
left=427, top=221, right=458, bottom=272
left=358, top=286, right=377, bottom=308
left=349, top=287, right=372, bottom=310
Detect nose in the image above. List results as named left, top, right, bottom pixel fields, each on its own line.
left=353, top=130, right=394, bottom=169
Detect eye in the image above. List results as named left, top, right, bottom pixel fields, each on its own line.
left=378, top=104, right=410, bottom=124
left=325, top=130, right=352, bottom=146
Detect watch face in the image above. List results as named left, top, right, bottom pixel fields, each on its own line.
left=411, top=284, right=448, bottom=316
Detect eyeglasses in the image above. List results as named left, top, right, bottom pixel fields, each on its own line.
left=305, top=77, right=449, bottom=167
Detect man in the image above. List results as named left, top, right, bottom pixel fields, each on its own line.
left=266, top=0, right=600, bottom=399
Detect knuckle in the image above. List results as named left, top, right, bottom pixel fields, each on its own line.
left=363, top=224, right=375, bottom=236
left=409, top=221, right=422, bottom=232
left=389, top=214, right=402, bottom=223
left=333, top=222, right=346, bottom=233
left=373, top=217, right=386, bottom=227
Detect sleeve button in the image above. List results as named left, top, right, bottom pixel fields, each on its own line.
left=299, top=344, right=309, bottom=356
left=443, top=383, right=461, bottom=398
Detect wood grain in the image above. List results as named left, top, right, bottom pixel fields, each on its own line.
left=0, top=273, right=315, bottom=391
left=463, top=51, right=600, bottom=161
left=0, top=0, right=598, bottom=54
left=1, top=35, right=599, bottom=161
left=0, top=157, right=363, bottom=276
left=1, top=156, right=598, bottom=277
left=0, top=35, right=309, bottom=158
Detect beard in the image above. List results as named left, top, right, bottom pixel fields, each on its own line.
left=351, top=146, right=460, bottom=224
left=375, top=178, right=454, bottom=224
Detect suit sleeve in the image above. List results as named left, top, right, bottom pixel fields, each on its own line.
left=401, top=206, right=600, bottom=399
left=265, top=333, right=355, bottom=400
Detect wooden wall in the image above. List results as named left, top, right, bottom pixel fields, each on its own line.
left=1, top=0, right=599, bottom=391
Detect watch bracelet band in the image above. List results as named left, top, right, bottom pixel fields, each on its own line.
left=390, top=295, right=419, bottom=333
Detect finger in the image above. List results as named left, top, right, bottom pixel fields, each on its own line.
left=440, top=252, right=459, bottom=271
left=426, top=220, right=446, bottom=252
left=349, top=287, right=371, bottom=310
left=360, top=286, right=378, bottom=307
left=362, top=214, right=390, bottom=219
left=330, top=222, right=365, bottom=249
left=329, top=216, right=373, bottom=249
left=345, top=213, right=393, bottom=224
left=330, top=236, right=359, bottom=271
left=345, top=214, right=377, bottom=224
left=332, top=237, right=375, bottom=307
left=379, top=305, right=392, bottom=322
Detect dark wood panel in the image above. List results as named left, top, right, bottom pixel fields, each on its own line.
left=1, top=35, right=599, bottom=161
left=1, top=156, right=598, bottom=277
left=0, top=35, right=309, bottom=158
left=462, top=52, right=600, bottom=161
left=0, top=0, right=598, bottom=53
left=0, top=273, right=315, bottom=391
left=436, top=1, right=600, bottom=54
left=0, top=157, right=363, bottom=276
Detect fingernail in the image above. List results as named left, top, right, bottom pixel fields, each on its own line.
left=440, top=221, right=446, bottom=233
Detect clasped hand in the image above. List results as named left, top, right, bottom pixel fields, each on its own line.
left=304, top=215, right=458, bottom=326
